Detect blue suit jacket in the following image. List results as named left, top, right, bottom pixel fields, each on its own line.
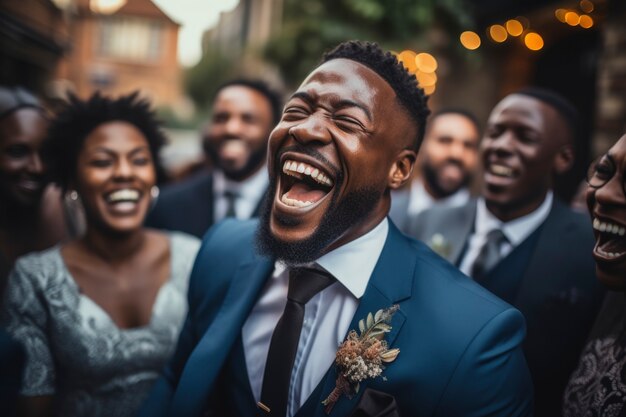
left=140, top=219, right=533, bottom=417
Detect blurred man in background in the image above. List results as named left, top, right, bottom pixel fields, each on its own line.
left=410, top=88, right=605, bottom=417
left=390, top=109, right=480, bottom=232
left=146, top=79, right=282, bottom=238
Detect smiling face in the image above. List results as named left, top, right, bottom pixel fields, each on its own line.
left=481, top=94, right=573, bottom=221
left=203, top=85, right=274, bottom=181
left=74, top=121, right=156, bottom=235
left=420, top=113, right=480, bottom=199
left=586, top=134, right=626, bottom=290
left=258, top=59, right=417, bottom=264
left=0, top=108, right=48, bottom=208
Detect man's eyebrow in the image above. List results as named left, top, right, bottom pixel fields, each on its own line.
left=336, top=99, right=372, bottom=122
left=287, top=92, right=372, bottom=121
left=288, top=91, right=315, bottom=107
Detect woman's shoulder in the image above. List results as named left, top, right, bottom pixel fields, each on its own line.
left=12, top=246, right=64, bottom=283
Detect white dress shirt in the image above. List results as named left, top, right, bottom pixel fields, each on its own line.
left=459, top=192, right=553, bottom=276
left=242, top=219, right=389, bottom=417
left=407, top=178, right=470, bottom=217
left=212, top=167, right=268, bottom=222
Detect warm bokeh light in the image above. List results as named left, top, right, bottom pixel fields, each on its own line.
left=579, top=15, right=594, bottom=28
left=90, top=0, right=126, bottom=14
left=460, top=31, right=481, bottom=50
left=415, top=53, right=438, bottom=73
left=565, top=11, right=581, bottom=26
left=416, top=71, right=437, bottom=87
left=505, top=19, right=524, bottom=36
left=524, top=32, right=544, bottom=51
left=423, top=84, right=436, bottom=95
left=489, top=24, right=508, bottom=43
left=580, top=0, right=594, bottom=13
left=397, top=50, right=417, bottom=72
left=555, top=9, right=567, bottom=23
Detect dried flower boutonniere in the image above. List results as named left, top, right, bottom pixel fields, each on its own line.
left=321, top=304, right=400, bottom=414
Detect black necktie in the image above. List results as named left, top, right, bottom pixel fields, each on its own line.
left=471, top=229, right=508, bottom=281
left=224, top=190, right=239, bottom=218
left=257, top=267, right=335, bottom=416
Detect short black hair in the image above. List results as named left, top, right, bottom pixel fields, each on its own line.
left=214, top=79, right=283, bottom=126
left=44, top=91, right=167, bottom=190
left=429, top=108, right=482, bottom=136
left=321, top=40, right=431, bottom=151
left=515, top=87, right=579, bottom=143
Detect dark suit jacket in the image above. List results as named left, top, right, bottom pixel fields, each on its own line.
left=146, top=171, right=265, bottom=238
left=0, top=328, right=24, bottom=417
left=407, top=198, right=605, bottom=417
left=140, top=219, right=533, bottom=417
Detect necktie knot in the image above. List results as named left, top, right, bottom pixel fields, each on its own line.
left=288, top=267, right=335, bottom=305
left=471, top=229, right=509, bottom=281
left=223, top=189, right=240, bottom=218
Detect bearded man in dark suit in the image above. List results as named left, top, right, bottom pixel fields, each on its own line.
left=140, top=41, right=533, bottom=417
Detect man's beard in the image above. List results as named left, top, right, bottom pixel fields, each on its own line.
left=422, top=159, right=470, bottom=199
left=204, top=138, right=267, bottom=181
left=256, top=181, right=381, bottom=266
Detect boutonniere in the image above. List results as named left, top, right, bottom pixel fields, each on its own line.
left=322, top=305, right=400, bottom=414
left=429, top=233, right=451, bottom=258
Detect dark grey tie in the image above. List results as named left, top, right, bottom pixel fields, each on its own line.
left=471, top=229, right=508, bottom=281
left=257, top=267, right=335, bottom=416
left=223, top=190, right=239, bottom=218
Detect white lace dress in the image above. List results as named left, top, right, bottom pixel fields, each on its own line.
left=1, top=232, right=200, bottom=417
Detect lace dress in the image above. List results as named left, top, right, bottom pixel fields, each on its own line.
left=563, top=291, right=626, bottom=417
left=1, top=232, right=200, bottom=417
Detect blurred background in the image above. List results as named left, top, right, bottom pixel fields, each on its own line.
left=1, top=0, right=625, bottom=201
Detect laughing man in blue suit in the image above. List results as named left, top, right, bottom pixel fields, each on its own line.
left=140, top=40, right=533, bottom=417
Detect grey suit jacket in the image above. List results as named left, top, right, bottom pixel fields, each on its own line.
left=406, top=198, right=605, bottom=417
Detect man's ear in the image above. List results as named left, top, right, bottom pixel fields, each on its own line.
left=388, top=150, right=417, bottom=190
left=554, top=144, right=574, bottom=175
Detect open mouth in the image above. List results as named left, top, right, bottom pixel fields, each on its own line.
left=487, top=163, right=515, bottom=178
left=279, top=158, right=334, bottom=209
left=104, top=188, right=142, bottom=212
left=592, top=217, right=626, bottom=261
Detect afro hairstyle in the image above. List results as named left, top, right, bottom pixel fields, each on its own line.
left=44, top=91, right=167, bottom=191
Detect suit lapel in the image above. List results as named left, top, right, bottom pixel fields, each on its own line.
left=301, top=223, right=413, bottom=417
left=447, top=201, right=476, bottom=264
left=172, top=256, right=274, bottom=417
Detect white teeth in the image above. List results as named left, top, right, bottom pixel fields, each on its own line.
left=593, top=218, right=626, bottom=237
left=108, top=189, right=140, bottom=202
left=490, top=164, right=514, bottom=177
left=596, top=245, right=625, bottom=258
left=280, top=194, right=314, bottom=208
left=281, top=159, right=334, bottom=187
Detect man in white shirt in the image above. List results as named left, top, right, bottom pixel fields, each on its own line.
left=146, top=79, right=281, bottom=237
left=409, top=88, right=605, bottom=417
left=390, top=109, right=480, bottom=231
left=140, top=40, right=532, bottom=417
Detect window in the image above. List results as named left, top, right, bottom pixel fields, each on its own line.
left=97, top=17, right=163, bottom=62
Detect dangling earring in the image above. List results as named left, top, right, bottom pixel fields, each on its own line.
left=150, top=185, right=160, bottom=199
left=69, top=190, right=79, bottom=201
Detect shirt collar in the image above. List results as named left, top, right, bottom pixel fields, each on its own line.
left=213, top=166, right=268, bottom=200
left=315, top=218, right=389, bottom=299
left=476, top=191, right=553, bottom=245
left=408, top=178, right=470, bottom=214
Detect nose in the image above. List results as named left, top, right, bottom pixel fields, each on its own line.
left=27, top=153, right=44, bottom=175
left=449, top=141, right=465, bottom=161
left=113, top=158, right=133, bottom=180
left=593, top=174, right=625, bottom=206
left=288, top=114, right=332, bottom=146
left=224, top=117, right=245, bottom=137
left=485, top=130, right=515, bottom=157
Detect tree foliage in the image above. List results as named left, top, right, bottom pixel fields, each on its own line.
left=264, top=0, right=472, bottom=86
